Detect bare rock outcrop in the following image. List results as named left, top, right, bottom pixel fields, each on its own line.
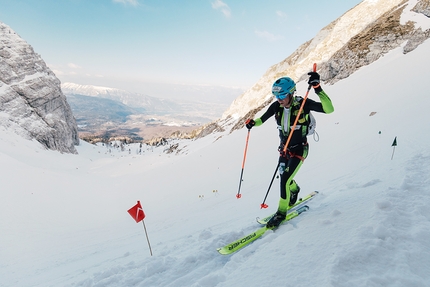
left=0, top=21, right=79, bottom=153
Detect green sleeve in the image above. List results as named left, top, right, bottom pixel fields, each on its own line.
left=317, top=90, right=334, bottom=114
left=254, top=118, right=263, bottom=126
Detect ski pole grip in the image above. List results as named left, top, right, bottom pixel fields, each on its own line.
left=307, top=63, right=317, bottom=91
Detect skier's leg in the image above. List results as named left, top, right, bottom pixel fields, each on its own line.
left=278, top=145, right=308, bottom=213
left=278, top=157, right=303, bottom=213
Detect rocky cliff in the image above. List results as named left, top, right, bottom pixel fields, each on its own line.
left=0, top=21, right=79, bottom=153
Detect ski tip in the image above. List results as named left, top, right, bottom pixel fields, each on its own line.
left=217, top=247, right=232, bottom=255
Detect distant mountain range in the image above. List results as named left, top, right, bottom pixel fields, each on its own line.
left=62, top=82, right=178, bottom=114
left=66, top=94, right=139, bottom=127
left=62, top=82, right=234, bottom=140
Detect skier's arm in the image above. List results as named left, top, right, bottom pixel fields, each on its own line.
left=307, top=71, right=334, bottom=114
left=252, top=101, right=278, bottom=127
left=254, top=118, right=263, bottom=126
left=316, top=89, right=334, bottom=114
left=306, top=88, right=334, bottom=114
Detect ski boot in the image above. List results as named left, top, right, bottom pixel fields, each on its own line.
left=289, top=186, right=301, bottom=206
left=266, top=211, right=286, bottom=229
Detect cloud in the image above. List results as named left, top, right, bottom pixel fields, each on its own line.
left=255, top=30, right=284, bottom=42
left=113, top=0, right=139, bottom=6
left=276, top=10, right=288, bottom=23
left=68, top=63, right=82, bottom=69
left=211, top=0, right=231, bottom=18
left=276, top=10, right=288, bottom=19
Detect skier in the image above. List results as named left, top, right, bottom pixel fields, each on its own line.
left=245, top=71, right=334, bottom=228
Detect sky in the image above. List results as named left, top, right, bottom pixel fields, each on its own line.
left=1, top=35, right=430, bottom=286
left=0, top=0, right=362, bottom=98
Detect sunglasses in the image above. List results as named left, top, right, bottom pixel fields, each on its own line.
left=275, top=93, right=292, bottom=100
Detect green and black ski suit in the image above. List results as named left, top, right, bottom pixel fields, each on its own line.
left=253, top=88, right=334, bottom=213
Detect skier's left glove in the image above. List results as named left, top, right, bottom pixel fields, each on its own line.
left=307, top=72, right=322, bottom=92
left=245, top=119, right=255, bottom=130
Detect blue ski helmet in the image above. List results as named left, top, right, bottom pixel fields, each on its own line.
left=272, top=77, right=296, bottom=100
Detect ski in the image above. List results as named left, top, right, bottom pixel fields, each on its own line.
left=256, top=191, right=318, bottom=225
left=217, top=205, right=309, bottom=255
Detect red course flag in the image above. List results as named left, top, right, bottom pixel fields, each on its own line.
left=128, top=201, right=146, bottom=223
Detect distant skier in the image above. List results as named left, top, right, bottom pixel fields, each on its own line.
left=245, top=71, right=334, bottom=228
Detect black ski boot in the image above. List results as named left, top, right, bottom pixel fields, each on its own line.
left=289, top=187, right=301, bottom=206
left=266, top=211, right=286, bottom=228
left=289, top=191, right=298, bottom=206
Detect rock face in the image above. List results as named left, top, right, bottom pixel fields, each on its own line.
left=0, top=22, right=79, bottom=153
left=200, top=0, right=430, bottom=136
left=319, top=0, right=430, bottom=84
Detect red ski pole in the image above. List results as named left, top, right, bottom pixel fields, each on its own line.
left=236, top=129, right=251, bottom=198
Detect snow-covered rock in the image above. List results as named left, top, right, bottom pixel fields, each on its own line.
left=0, top=21, right=78, bottom=153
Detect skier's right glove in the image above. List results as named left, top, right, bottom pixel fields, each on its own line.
left=308, top=72, right=322, bottom=92
left=245, top=119, right=255, bottom=130
left=307, top=72, right=320, bottom=87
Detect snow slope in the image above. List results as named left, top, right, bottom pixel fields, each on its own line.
left=1, top=39, right=430, bottom=287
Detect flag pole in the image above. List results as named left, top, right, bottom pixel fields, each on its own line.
left=391, top=136, right=397, bottom=160
left=391, top=146, right=396, bottom=160
left=142, top=220, right=153, bottom=256
left=127, top=201, right=153, bottom=256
